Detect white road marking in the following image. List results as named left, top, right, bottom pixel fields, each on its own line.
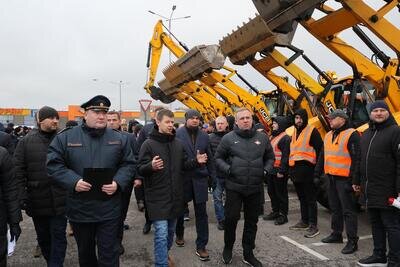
left=280, top=235, right=329, bottom=261
left=311, top=235, right=372, bottom=247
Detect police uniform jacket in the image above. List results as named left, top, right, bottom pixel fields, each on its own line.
left=47, top=124, right=136, bottom=222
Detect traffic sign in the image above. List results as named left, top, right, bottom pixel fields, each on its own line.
left=139, top=99, right=152, bottom=112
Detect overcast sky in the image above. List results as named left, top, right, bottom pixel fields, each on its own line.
left=1, top=0, right=398, bottom=111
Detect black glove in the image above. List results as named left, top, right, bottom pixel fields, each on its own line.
left=9, top=223, right=21, bottom=242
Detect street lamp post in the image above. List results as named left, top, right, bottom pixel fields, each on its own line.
left=92, top=78, right=128, bottom=112
left=110, top=80, right=129, bottom=113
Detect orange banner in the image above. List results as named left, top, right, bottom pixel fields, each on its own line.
left=0, top=108, right=31, bottom=116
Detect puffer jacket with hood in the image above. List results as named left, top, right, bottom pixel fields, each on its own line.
left=360, top=113, right=400, bottom=209
left=271, top=116, right=291, bottom=175
left=290, top=109, right=323, bottom=182
left=215, top=125, right=275, bottom=195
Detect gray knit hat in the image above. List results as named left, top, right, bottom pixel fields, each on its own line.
left=184, top=109, right=201, bottom=120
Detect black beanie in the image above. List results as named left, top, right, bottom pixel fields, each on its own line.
left=370, top=100, right=389, bottom=113
left=185, top=109, right=201, bottom=120
left=37, top=106, right=59, bottom=122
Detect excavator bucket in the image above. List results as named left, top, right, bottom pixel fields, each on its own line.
left=252, top=0, right=321, bottom=31
left=219, top=15, right=297, bottom=65
left=158, top=45, right=226, bottom=92
left=219, top=0, right=322, bottom=65
left=157, top=78, right=185, bottom=97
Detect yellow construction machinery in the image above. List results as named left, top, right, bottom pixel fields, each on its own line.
left=249, top=0, right=400, bottom=116
left=218, top=2, right=400, bottom=134
left=145, top=20, right=234, bottom=121
left=217, top=0, right=400, bottom=208
left=145, top=20, right=282, bottom=131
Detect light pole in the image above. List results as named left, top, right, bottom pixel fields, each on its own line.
left=148, top=6, right=191, bottom=62
left=110, top=80, right=129, bottom=113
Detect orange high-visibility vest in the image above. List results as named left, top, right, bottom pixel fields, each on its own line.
left=271, top=132, right=287, bottom=168
left=289, top=125, right=317, bottom=166
left=324, top=128, right=356, bottom=177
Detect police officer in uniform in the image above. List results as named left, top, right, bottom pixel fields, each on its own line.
left=47, top=95, right=136, bottom=267
left=314, top=109, right=360, bottom=254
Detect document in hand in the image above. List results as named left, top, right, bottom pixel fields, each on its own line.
left=7, top=228, right=15, bottom=256
left=81, top=168, right=115, bottom=200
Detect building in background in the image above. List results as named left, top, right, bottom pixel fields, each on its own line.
left=0, top=105, right=187, bottom=128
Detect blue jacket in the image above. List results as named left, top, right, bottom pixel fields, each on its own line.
left=47, top=125, right=136, bottom=222
left=176, top=126, right=216, bottom=203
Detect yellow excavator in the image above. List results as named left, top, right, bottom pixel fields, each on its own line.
left=145, top=20, right=284, bottom=131
left=221, top=0, right=400, bottom=208
left=144, top=20, right=235, bottom=121
left=249, top=0, right=400, bottom=121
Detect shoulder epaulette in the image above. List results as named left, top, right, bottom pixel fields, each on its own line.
left=57, top=126, right=73, bottom=134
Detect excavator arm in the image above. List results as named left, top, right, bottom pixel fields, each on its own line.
left=145, top=20, right=234, bottom=119
left=145, top=20, right=278, bottom=130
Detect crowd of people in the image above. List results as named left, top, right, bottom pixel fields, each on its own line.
left=0, top=95, right=399, bottom=267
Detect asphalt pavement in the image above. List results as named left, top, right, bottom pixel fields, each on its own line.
left=7, top=186, right=373, bottom=267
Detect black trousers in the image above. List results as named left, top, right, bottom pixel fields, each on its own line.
left=293, top=181, right=318, bottom=226
left=118, top=183, right=133, bottom=244
left=327, top=176, right=358, bottom=239
left=224, top=189, right=261, bottom=254
left=0, top=231, right=6, bottom=267
left=71, top=218, right=120, bottom=267
left=368, top=208, right=400, bottom=264
left=134, top=185, right=144, bottom=203
left=176, top=202, right=208, bottom=249
left=267, top=174, right=289, bottom=215
left=32, top=215, right=67, bottom=267
left=134, top=186, right=151, bottom=224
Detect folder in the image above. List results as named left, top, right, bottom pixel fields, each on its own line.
left=80, top=168, right=115, bottom=200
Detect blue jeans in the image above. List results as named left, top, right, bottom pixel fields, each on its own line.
left=213, top=178, right=225, bottom=222
left=153, top=219, right=177, bottom=267
left=32, top=215, right=67, bottom=267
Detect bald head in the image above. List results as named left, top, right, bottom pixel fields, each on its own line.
left=215, top=116, right=228, bottom=132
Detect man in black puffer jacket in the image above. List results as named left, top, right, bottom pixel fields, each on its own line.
left=138, top=109, right=206, bottom=267
left=0, top=146, right=22, bottom=267
left=216, top=108, right=274, bottom=267
left=136, top=106, right=165, bottom=235
left=357, top=101, right=400, bottom=267
left=0, top=131, right=15, bottom=155
left=14, top=106, right=67, bottom=267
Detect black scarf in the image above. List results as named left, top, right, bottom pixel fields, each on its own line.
left=368, top=114, right=397, bottom=131
left=38, top=128, right=57, bottom=140
left=233, top=125, right=256, bottom=138
left=82, top=122, right=106, bottom=138
left=214, top=130, right=227, bottom=137
left=149, top=125, right=176, bottom=143
left=185, top=125, right=198, bottom=145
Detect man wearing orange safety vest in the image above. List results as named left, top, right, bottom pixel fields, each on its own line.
left=263, top=116, right=291, bottom=225
left=314, top=109, right=360, bottom=254
left=289, top=109, right=323, bottom=238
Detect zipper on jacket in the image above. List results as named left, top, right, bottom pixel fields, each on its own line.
left=365, top=130, right=377, bottom=209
